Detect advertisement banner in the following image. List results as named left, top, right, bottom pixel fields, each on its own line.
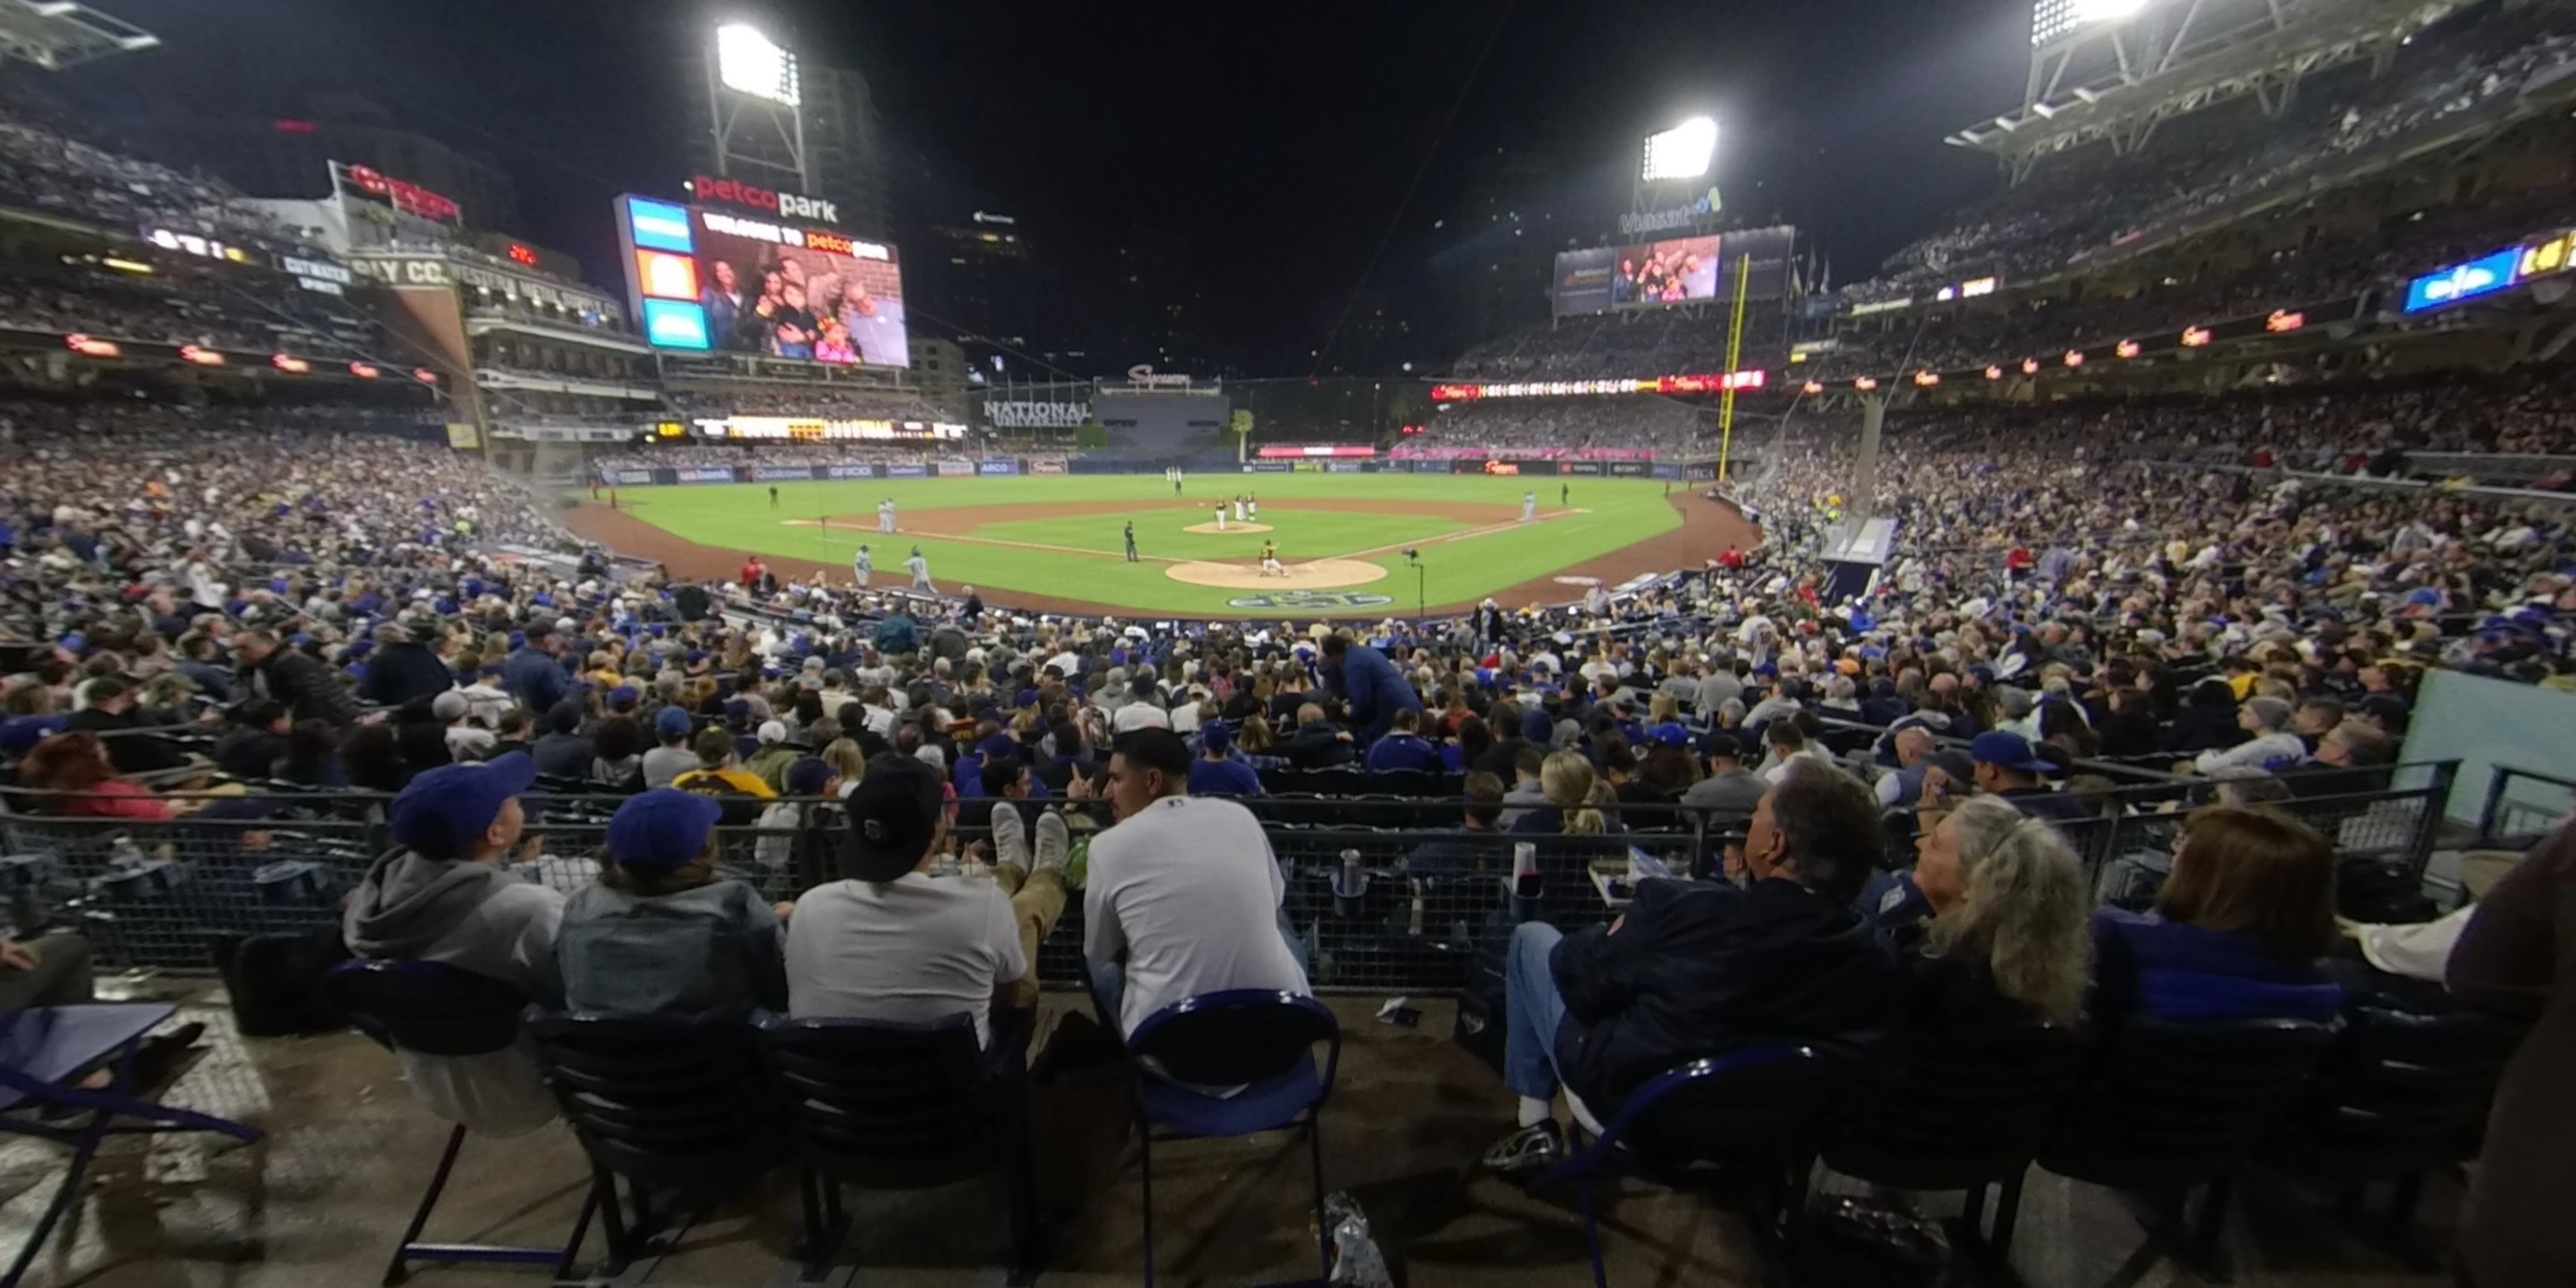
left=1550, top=247, right=1616, bottom=317
left=935, top=460, right=975, bottom=477
left=975, top=460, right=1020, bottom=476
left=1685, top=464, right=1718, bottom=480
left=1610, top=462, right=1653, bottom=477
left=608, top=469, right=655, bottom=486
left=1029, top=458, right=1069, bottom=475
left=751, top=465, right=819, bottom=482
left=1649, top=463, right=1683, bottom=480
left=1412, top=459, right=1447, bottom=474
left=675, top=467, right=738, bottom=483
left=1558, top=461, right=1605, bottom=476
left=1244, top=461, right=1292, bottom=474
left=824, top=463, right=877, bottom=480
left=1324, top=460, right=1366, bottom=473
left=887, top=463, right=929, bottom=478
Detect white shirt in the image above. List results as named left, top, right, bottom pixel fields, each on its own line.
left=1113, top=702, right=1172, bottom=733
left=1083, top=796, right=1310, bottom=1034
left=786, top=873, right=1025, bottom=1047
left=2194, top=730, right=2307, bottom=774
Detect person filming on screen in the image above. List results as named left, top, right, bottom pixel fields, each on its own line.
left=836, top=280, right=908, bottom=367
left=771, top=282, right=818, bottom=359
left=699, top=259, right=744, bottom=342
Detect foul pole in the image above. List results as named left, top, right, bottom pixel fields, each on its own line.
left=1715, top=251, right=1752, bottom=482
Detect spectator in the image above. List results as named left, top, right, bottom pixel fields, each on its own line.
left=361, top=623, right=456, bottom=708
left=672, top=725, right=778, bottom=809
left=212, top=699, right=291, bottom=780
left=502, top=624, right=572, bottom=714
left=744, top=719, right=799, bottom=791
left=1677, top=732, right=1766, bottom=819
left=2190, top=697, right=2307, bottom=774
left=1969, top=731, right=2096, bottom=824
left=341, top=759, right=563, bottom=1135
left=1283, top=702, right=1356, bottom=769
left=1901, top=796, right=2093, bottom=1029
left=588, top=715, right=645, bottom=792
left=529, top=702, right=592, bottom=780
left=1363, top=707, right=1444, bottom=774
left=1404, top=771, right=1510, bottom=874
left=1510, top=751, right=1621, bottom=836
left=234, top=630, right=362, bottom=727
left=63, top=676, right=186, bottom=774
left=641, top=707, right=697, bottom=789
left=1185, top=722, right=1263, bottom=796
left=556, top=789, right=788, bottom=1021
left=1480, top=766, right=1903, bottom=1176
left=2090, top=805, right=2342, bottom=1023
left=1081, top=728, right=1311, bottom=1035
left=1323, top=634, right=1423, bottom=744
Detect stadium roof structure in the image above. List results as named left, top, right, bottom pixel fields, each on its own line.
left=1950, top=0, right=2482, bottom=180
left=0, top=0, right=156, bottom=71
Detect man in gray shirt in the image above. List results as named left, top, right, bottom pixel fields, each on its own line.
left=641, top=707, right=699, bottom=789
left=1695, top=662, right=1744, bottom=719
left=1679, top=732, right=1768, bottom=821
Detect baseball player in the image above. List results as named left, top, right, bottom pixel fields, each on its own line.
left=1247, top=492, right=1258, bottom=521
left=1213, top=502, right=1227, bottom=532
left=906, top=546, right=933, bottom=593
left=1260, top=541, right=1285, bottom=578
left=1124, top=520, right=1139, bottom=563
left=1232, top=494, right=1246, bottom=523
left=852, top=543, right=872, bottom=587
left=1521, top=491, right=1537, bottom=523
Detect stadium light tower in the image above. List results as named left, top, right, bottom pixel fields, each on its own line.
left=704, top=20, right=812, bottom=195
left=1641, top=117, right=1718, bottom=183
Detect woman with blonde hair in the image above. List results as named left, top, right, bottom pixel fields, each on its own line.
left=1647, top=690, right=1680, bottom=725
left=1511, top=751, right=1620, bottom=837
left=1906, top=796, right=2093, bottom=1027
left=819, top=737, right=867, bottom=796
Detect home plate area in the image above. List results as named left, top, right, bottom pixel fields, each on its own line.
left=1163, top=558, right=1389, bottom=591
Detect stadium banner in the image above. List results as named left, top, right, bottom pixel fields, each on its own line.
left=1685, top=463, right=1719, bottom=480
left=1558, top=462, right=1605, bottom=476
left=1550, top=247, right=1616, bottom=316
left=1029, top=458, right=1069, bottom=475
left=750, top=465, right=818, bottom=482
left=606, top=469, right=656, bottom=486
left=1411, top=460, right=1447, bottom=474
left=1609, top=462, right=1652, bottom=477
left=934, top=460, right=976, bottom=477
left=886, top=463, right=929, bottom=478
left=1650, top=463, right=1684, bottom=480
left=976, top=460, right=1020, bottom=475
left=675, top=467, right=738, bottom=483
left=1243, top=461, right=1293, bottom=474
left=824, top=463, right=877, bottom=480
left=1324, top=460, right=1366, bottom=473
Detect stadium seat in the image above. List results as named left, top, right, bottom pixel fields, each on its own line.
left=322, top=960, right=591, bottom=1285
left=2036, top=1018, right=2337, bottom=1286
left=1535, top=1044, right=1850, bottom=1288
left=758, top=1013, right=1041, bottom=1282
left=1121, top=990, right=1341, bottom=1288
left=525, top=1013, right=788, bottom=1275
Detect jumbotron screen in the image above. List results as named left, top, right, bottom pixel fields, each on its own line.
left=615, top=193, right=910, bottom=368
left=1551, top=225, right=1796, bottom=317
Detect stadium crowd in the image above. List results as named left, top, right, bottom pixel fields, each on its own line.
left=666, top=386, right=953, bottom=424
left=1396, top=399, right=1708, bottom=458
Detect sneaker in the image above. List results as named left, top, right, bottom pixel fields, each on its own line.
left=1480, top=1120, right=1563, bottom=1179
left=989, top=801, right=1029, bottom=873
left=1033, top=811, right=1070, bottom=877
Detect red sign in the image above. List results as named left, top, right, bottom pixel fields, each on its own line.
left=2180, top=327, right=2213, bottom=347
left=2114, top=340, right=2142, bottom=359
left=507, top=243, right=539, bottom=266
left=348, top=361, right=380, bottom=379
left=2265, top=309, right=2307, bottom=333
left=413, top=368, right=441, bottom=385
left=345, top=164, right=461, bottom=225
left=1913, top=371, right=1940, bottom=387
left=64, top=333, right=120, bottom=358
left=179, top=345, right=225, bottom=367
left=1255, top=445, right=1377, bottom=458
left=270, top=353, right=311, bottom=374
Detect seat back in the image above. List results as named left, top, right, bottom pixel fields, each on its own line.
left=525, top=1012, right=783, bottom=1184
left=761, top=1015, right=1013, bottom=1190
left=1128, top=991, right=1341, bottom=1091
left=1824, top=1022, right=2090, bottom=1190
left=2042, top=1018, right=2334, bottom=1191
left=1597, top=1045, right=1850, bottom=1180
left=324, top=958, right=528, bottom=1057
left=2279, top=1005, right=2525, bottom=1174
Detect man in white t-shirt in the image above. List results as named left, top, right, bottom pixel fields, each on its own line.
left=1081, top=728, right=1310, bottom=1035
left=784, top=754, right=1067, bottom=1053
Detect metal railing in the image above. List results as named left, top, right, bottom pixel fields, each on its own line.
left=0, top=764, right=2454, bottom=993
left=2476, top=765, right=2576, bottom=847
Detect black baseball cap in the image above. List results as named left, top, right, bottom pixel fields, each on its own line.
left=843, top=756, right=944, bottom=881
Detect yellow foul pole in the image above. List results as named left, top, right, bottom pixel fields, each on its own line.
left=1715, top=252, right=1752, bottom=482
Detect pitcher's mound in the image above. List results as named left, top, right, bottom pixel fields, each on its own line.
left=1182, top=521, right=1273, bottom=535
left=1166, top=558, right=1388, bottom=591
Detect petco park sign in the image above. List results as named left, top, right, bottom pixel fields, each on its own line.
left=985, top=399, right=1091, bottom=429
left=692, top=174, right=840, bottom=225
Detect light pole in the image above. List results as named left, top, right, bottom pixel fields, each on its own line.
left=1404, top=547, right=1424, bottom=629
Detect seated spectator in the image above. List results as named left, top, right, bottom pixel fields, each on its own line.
left=1405, top=771, right=1509, bottom=875
left=1760, top=717, right=1835, bottom=784
left=2090, top=805, right=2343, bottom=1023
left=1442, top=714, right=1494, bottom=774
left=745, top=719, right=800, bottom=791
left=432, top=691, right=495, bottom=761
left=1081, top=728, right=1310, bottom=1036
left=212, top=700, right=291, bottom=780
left=529, top=701, right=592, bottom=780
left=1185, top=722, right=1263, bottom=796
left=19, top=731, right=177, bottom=819
left=1874, top=727, right=1935, bottom=809
left=1512, top=751, right=1623, bottom=836
left=673, top=725, right=778, bottom=807
left=1482, top=766, right=1903, bottom=1176
left=1363, top=708, right=1443, bottom=774
left=1901, top=795, right=2092, bottom=1030
left=64, top=676, right=186, bottom=774
left=786, top=755, right=1065, bottom=1053
left=1679, top=732, right=1767, bottom=819
left=1637, top=724, right=1702, bottom=797
left=2189, top=697, right=2306, bottom=774
left=556, top=789, right=788, bottom=1021
left=589, top=715, right=645, bottom=792
left=1283, top=702, right=1356, bottom=769
left=341, top=759, right=563, bottom=1135
left=1498, top=741, right=1548, bottom=826
left=641, top=707, right=697, bottom=788
left=2162, top=678, right=2248, bottom=757
left=1969, top=731, right=2096, bottom=824
left=2280, top=719, right=2396, bottom=797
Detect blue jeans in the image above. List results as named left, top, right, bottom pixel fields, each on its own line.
left=1088, top=904, right=1311, bottom=1037
left=1503, top=922, right=1569, bottom=1102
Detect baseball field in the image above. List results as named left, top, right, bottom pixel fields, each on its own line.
left=564, top=472, right=1756, bottom=619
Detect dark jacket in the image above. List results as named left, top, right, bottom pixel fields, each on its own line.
left=1551, top=876, right=1905, bottom=1113
left=65, top=707, right=187, bottom=774
left=212, top=726, right=289, bottom=780
left=361, top=640, right=455, bottom=708
left=2088, top=908, right=2342, bottom=1024
left=1284, top=719, right=1356, bottom=769
left=502, top=647, right=571, bottom=714
left=254, top=647, right=363, bottom=725
left=2159, top=704, right=2246, bottom=756
left=530, top=731, right=595, bottom=781
left=1330, top=644, right=1421, bottom=744
left=1363, top=734, right=1443, bottom=774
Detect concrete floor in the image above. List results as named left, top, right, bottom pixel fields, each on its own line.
left=3, top=985, right=2465, bottom=1288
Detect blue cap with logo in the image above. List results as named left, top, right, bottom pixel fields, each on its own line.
left=1968, top=730, right=2050, bottom=773
left=387, top=758, right=536, bottom=859
left=606, top=789, right=724, bottom=870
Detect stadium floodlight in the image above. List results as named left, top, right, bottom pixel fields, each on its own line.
left=2078, top=0, right=2147, bottom=19
left=715, top=23, right=800, bottom=106
left=1641, top=118, right=1718, bottom=183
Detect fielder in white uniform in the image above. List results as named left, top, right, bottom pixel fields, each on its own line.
left=1213, top=502, right=1227, bottom=532
left=852, top=544, right=872, bottom=587
left=1521, top=491, right=1537, bottom=523
left=906, top=547, right=933, bottom=592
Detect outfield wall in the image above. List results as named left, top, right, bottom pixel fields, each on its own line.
left=594, top=457, right=1718, bottom=486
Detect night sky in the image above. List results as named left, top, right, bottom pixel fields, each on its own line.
left=53, top=0, right=2033, bottom=373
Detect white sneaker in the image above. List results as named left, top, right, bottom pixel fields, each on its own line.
left=990, top=800, right=1029, bottom=872
left=1034, top=810, right=1070, bottom=876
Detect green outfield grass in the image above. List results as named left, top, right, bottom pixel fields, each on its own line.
left=603, top=472, right=1683, bottom=615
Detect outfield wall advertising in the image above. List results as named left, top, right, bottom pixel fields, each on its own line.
left=887, top=463, right=928, bottom=478
left=977, top=460, right=1019, bottom=475
left=935, top=460, right=975, bottom=477
left=824, top=464, right=877, bottom=479
left=591, top=456, right=1694, bottom=486
left=1029, top=459, right=1069, bottom=475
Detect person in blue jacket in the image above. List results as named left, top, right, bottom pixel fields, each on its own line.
left=1322, top=634, right=1423, bottom=747
left=1185, top=722, right=1263, bottom=796
left=500, top=623, right=571, bottom=714
left=2089, top=804, right=2343, bottom=1024
left=1363, top=708, right=1444, bottom=773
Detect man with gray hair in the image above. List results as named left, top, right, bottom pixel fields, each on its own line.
left=2190, top=697, right=2307, bottom=775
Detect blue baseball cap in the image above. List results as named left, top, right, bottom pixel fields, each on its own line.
left=387, top=758, right=536, bottom=860
left=606, top=789, right=724, bottom=870
left=607, top=685, right=641, bottom=709
left=1968, top=730, right=2049, bottom=774
left=655, top=707, right=694, bottom=736
left=785, top=756, right=835, bottom=797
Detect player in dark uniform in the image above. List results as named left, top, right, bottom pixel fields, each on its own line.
left=1124, top=520, right=1139, bottom=563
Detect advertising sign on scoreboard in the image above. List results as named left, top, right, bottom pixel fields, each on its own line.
left=616, top=193, right=910, bottom=368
